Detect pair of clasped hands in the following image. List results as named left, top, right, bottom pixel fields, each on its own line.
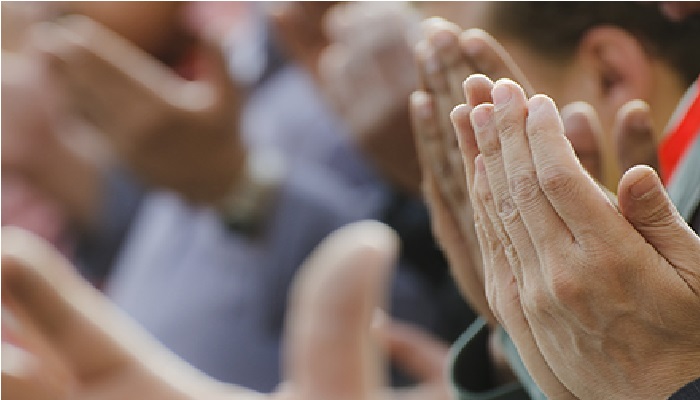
left=4, top=17, right=700, bottom=400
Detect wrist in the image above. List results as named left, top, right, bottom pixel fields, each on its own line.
left=216, top=148, right=286, bottom=234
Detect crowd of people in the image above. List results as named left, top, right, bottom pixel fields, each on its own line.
left=2, top=2, right=699, bottom=399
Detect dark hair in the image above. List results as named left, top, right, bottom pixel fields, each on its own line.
left=487, top=2, right=700, bottom=86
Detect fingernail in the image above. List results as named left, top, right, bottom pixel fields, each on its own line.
left=471, top=106, right=492, bottom=129
left=630, top=170, right=660, bottom=200
left=492, top=84, right=512, bottom=107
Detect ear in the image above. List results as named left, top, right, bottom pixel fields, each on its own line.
left=576, top=26, right=653, bottom=110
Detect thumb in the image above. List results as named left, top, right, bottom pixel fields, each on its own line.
left=561, top=102, right=604, bottom=183
left=284, top=220, right=399, bottom=400
left=613, top=100, right=659, bottom=175
left=618, top=165, right=700, bottom=281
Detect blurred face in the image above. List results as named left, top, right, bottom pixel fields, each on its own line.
left=64, top=1, right=190, bottom=65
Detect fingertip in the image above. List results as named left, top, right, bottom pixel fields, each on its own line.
left=459, top=28, right=492, bottom=56
left=560, top=101, right=596, bottom=122
left=470, top=103, right=495, bottom=131
left=615, top=99, right=652, bottom=131
left=450, top=103, right=470, bottom=123
left=619, top=164, right=662, bottom=201
left=527, top=95, right=562, bottom=128
left=463, top=74, right=494, bottom=107
left=463, top=73, right=493, bottom=90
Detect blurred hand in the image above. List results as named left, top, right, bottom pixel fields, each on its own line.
left=34, top=15, right=246, bottom=205
left=372, top=313, right=451, bottom=400
left=411, top=19, right=534, bottom=326
left=561, top=99, right=658, bottom=191
left=276, top=2, right=450, bottom=195
left=2, top=52, right=108, bottom=233
left=2, top=221, right=455, bottom=400
left=459, top=76, right=700, bottom=399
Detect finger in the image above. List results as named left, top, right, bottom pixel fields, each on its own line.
left=492, top=80, right=571, bottom=260
left=423, top=19, right=474, bottom=206
left=284, top=221, right=399, bottom=400
left=423, top=18, right=469, bottom=162
left=410, top=91, right=457, bottom=205
left=614, top=100, right=658, bottom=174
left=423, top=18, right=471, bottom=106
left=470, top=156, right=506, bottom=326
left=268, top=2, right=331, bottom=79
left=618, top=165, right=700, bottom=294
left=526, top=95, right=618, bottom=239
left=460, top=29, right=534, bottom=97
left=470, top=99, right=530, bottom=286
left=372, top=312, right=448, bottom=383
left=1, top=304, right=76, bottom=399
left=418, top=27, right=466, bottom=203
left=421, top=173, right=493, bottom=325
left=561, top=102, right=604, bottom=183
left=1, top=227, right=213, bottom=391
left=453, top=74, right=494, bottom=189
left=473, top=158, right=575, bottom=400
left=411, top=89, right=468, bottom=227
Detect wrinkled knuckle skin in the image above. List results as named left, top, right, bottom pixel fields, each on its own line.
left=539, top=168, right=577, bottom=200
left=497, top=119, right=522, bottom=141
left=547, top=271, right=586, bottom=307
left=498, top=199, right=522, bottom=230
left=508, top=171, right=540, bottom=207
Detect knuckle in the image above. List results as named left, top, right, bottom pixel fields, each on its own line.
left=497, top=118, right=522, bottom=140
left=508, top=170, right=540, bottom=205
left=523, top=285, right=551, bottom=315
left=539, top=167, right=578, bottom=199
left=547, top=271, right=585, bottom=305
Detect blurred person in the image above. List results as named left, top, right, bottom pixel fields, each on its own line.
left=266, top=1, right=481, bottom=386
left=26, top=1, right=473, bottom=392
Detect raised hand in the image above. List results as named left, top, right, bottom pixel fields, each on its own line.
left=459, top=75, right=700, bottom=399
left=2, top=220, right=455, bottom=400
left=33, top=15, right=246, bottom=204
left=411, top=18, right=534, bottom=325
left=314, top=1, right=422, bottom=193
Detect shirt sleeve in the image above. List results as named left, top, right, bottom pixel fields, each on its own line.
left=669, top=378, right=700, bottom=400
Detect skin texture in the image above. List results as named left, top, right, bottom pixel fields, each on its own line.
left=456, top=76, right=700, bottom=399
